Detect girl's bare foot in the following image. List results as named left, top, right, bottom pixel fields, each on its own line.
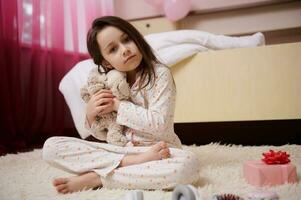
left=139, top=141, right=170, bottom=162
left=52, top=172, right=102, bottom=194
left=120, top=141, right=171, bottom=167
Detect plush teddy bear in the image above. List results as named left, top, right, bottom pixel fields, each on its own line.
left=80, top=68, right=130, bottom=146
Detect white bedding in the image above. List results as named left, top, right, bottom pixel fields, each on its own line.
left=145, top=30, right=265, bottom=66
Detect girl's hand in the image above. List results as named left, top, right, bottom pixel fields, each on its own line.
left=86, top=89, right=114, bottom=125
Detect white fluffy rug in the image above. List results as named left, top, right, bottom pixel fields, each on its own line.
left=0, top=143, right=300, bottom=200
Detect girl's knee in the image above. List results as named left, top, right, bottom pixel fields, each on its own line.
left=42, top=136, right=62, bottom=162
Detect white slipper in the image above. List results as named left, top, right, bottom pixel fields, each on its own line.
left=172, top=184, right=200, bottom=200
left=122, top=190, right=144, bottom=200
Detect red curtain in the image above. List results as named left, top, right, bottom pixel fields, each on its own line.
left=0, top=0, right=114, bottom=155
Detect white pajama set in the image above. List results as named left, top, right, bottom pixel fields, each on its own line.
left=42, top=64, right=200, bottom=189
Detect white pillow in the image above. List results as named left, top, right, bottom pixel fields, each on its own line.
left=59, top=59, right=98, bottom=139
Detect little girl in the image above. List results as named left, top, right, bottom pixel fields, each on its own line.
left=42, top=16, right=199, bottom=194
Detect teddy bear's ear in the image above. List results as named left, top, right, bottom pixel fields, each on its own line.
left=88, top=67, right=99, bottom=77
left=99, top=73, right=107, bottom=83
left=106, top=70, right=124, bottom=88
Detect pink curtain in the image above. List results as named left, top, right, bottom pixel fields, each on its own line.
left=0, top=0, right=114, bottom=155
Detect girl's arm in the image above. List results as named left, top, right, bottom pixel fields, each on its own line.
left=116, top=67, right=176, bottom=137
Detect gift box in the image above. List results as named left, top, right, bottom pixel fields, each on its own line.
left=243, top=160, right=298, bottom=187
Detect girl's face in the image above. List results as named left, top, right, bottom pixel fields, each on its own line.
left=97, top=26, right=143, bottom=73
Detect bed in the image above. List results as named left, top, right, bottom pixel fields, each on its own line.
left=171, top=42, right=301, bottom=145
left=172, top=42, right=301, bottom=122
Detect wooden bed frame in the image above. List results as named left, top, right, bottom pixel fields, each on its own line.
left=171, top=42, right=301, bottom=145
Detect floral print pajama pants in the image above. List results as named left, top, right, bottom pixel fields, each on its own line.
left=42, top=136, right=200, bottom=189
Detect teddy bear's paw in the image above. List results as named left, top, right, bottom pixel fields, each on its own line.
left=93, top=132, right=107, bottom=141
left=107, top=134, right=128, bottom=147
left=120, top=135, right=127, bottom=143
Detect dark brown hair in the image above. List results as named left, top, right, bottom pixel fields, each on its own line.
left=87, top=16, right=162, bottom=90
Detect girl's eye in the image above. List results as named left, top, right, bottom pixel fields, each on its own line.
left=109, top=46, right=117, bottom=53
left=123, top=36, right=131, bottom=43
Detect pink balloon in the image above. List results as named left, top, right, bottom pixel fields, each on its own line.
left=144, top=0, right=164, bottom=9
left=164, top=0, right=191, bottom=21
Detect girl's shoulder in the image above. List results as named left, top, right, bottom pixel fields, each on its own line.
left=153, top=62, right=172, bottom=77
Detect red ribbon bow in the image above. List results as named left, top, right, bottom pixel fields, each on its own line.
left=262, top=150, right=291, bottom=164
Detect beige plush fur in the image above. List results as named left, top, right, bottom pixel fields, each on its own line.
left=80, top=68, right=131, bottom=146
